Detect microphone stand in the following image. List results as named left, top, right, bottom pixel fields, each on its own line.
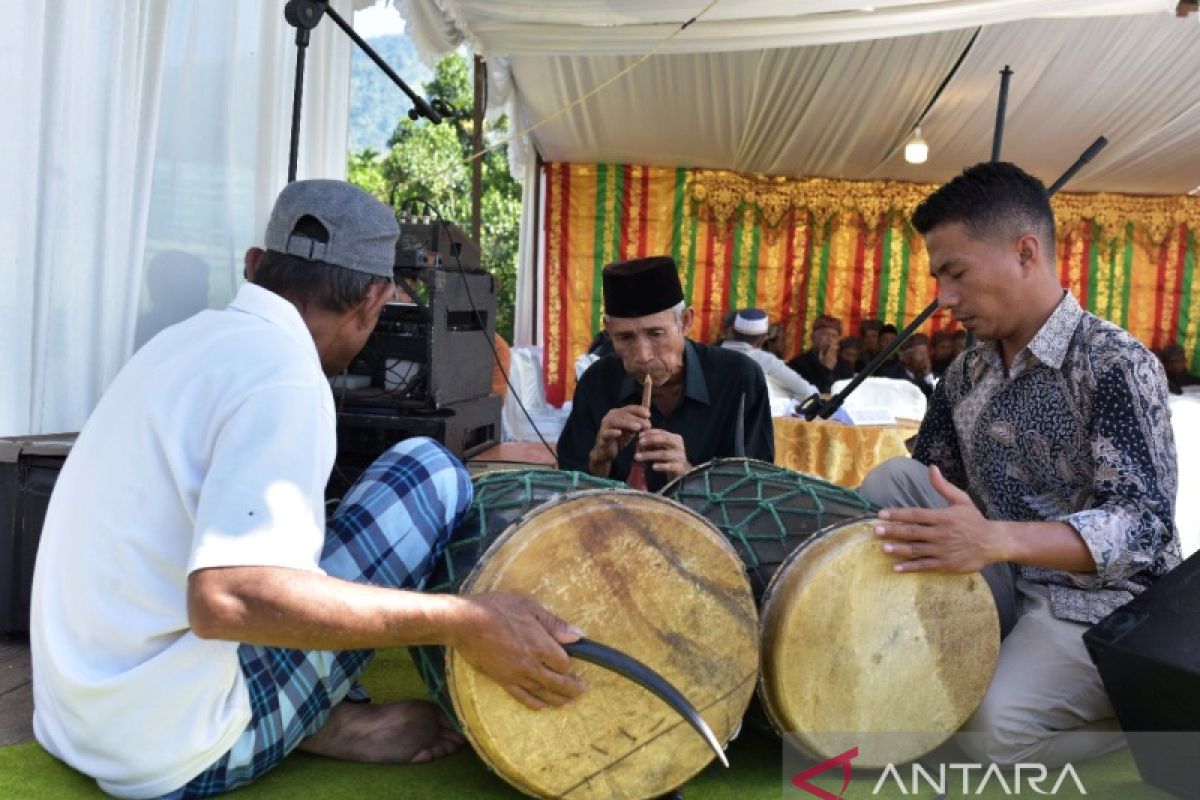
left=797, top=300, right=939, bottom=421
left=797, top=64, right=1017, bottom=420
left=283, top=0, right=442, bottom=183
left=1048, top=137, right=1107, bottom=197
left=797, top=52, right=1110, bottom=423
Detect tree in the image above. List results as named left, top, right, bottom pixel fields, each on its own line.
left=348, top=53, right=522, bottom=341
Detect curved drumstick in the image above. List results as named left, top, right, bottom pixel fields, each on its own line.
left=564, top=638, right=729, bottom=767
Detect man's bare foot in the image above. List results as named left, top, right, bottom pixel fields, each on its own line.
left=298, top=699, right=465, bottom=764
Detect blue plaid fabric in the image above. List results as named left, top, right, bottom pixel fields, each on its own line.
left=169, top=437, right=472, bottom=798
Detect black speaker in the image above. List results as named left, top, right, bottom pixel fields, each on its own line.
left=394, top=217, right=482, bottom=271
left=1084, top=552, right=1200, bottom=799
left=0, top=434, right=76, bottom=637
left=327, top=394, right=502, bottom=501
left=339, top=266, right=496, bottom=411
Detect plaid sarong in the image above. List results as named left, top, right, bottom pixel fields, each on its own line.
left=169, top=437, right=471, bottom=798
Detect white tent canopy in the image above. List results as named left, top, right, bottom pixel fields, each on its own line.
left=400, top=0, right=1200, bottom=194
left=397, top=0, right=1200, bottom=346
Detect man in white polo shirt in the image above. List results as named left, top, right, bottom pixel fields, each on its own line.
left=30, top=180, right=585, bottom=798
left=720, top=308, right=819, bottom=405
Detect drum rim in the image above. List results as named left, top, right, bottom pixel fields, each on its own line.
left=659, top=457, right=881, bottom=510
left=457, top=486, right=746, bottom=595
left=446, top=486, right=760, bottom=798
left=756, top=517, right=1000, bottom=764
left=469, top=467, right=623, bottom=492
left=659, top=456, right=794, bottom=496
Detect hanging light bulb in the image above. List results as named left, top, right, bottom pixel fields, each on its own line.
left=904, top=127, right=929, bottom=164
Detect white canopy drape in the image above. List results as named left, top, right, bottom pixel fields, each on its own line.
left=394, top=0, right=1198, bottom=345
left=400, top=0, right=1172, bottom=55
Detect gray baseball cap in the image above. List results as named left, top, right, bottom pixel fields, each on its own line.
left=264, top=179, right=399, bottom=278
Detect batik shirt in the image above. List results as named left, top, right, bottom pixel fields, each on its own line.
left=914, top=292, right=1180, bottom=625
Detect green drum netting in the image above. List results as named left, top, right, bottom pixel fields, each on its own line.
left=411, top=469, right=622, bottom=723
left=660, top=458, right=879, bottom=601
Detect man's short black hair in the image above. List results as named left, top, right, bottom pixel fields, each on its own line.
left=252, top=252, right=391, bottom=314
left=900, top=333, right=929, bottom=352
left=859, top=319, right=883, bottom=335
left=880, top=323, right=898, bottom=335
left=913, top=162, right=1055, bottom=254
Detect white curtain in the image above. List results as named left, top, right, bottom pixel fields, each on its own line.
left=2, top=1, right=167, bottom=438
left=1, top=0, right=356, bottom=437
left=512, top=158, right=541, bottom=347
left=136, top=0, right=354, bottom=349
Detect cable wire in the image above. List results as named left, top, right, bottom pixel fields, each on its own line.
left=404, top=198, right=559, bottom=466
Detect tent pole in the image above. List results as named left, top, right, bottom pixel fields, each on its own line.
left=991, top=65, right=1012, bottom=163
left=472, top=55, right=485, bottom=245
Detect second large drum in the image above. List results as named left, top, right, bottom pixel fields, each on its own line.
left=663, top=458, right=999, bottom=767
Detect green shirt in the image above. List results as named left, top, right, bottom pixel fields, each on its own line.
left=557, top=340, right=775, bottom=492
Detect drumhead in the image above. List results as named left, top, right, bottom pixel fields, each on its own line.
left=413, top=469, right=623, bottom=722
left=446, top=489, right=759, bottom=799
left=759, top=518, right=999, bottom=767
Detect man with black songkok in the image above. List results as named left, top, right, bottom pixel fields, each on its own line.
left=557, top=256, right=774, bottom=492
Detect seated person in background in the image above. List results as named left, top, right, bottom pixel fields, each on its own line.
left=587, top=329, right=613, bottom=357
left=838, top=336, right=864, bottom=375
left=877, top=323, right=900, bottom=365
left=712, top=308, right=739, bottom=347
left=786, top=314, right=845, bottom=394
left=1160, top=343, right=1200, bottom=395
left=763, top=321, right=786, bottom=359
left=30, top=181, right=586, bottom=799
left=879, top=332, right=936, bottom=397
left=557, top=256, right=774, bottom=492
left=491, top=332, right=512, bottom=397
left=860, top=161, right=1179, bottom=766
left=721, top=308, right=819, bottom=403
left=952, top=328, right=968, bottom=356
left=858, top=319, right=884, bottom=368
left=929, top=329, right=956, bottom=377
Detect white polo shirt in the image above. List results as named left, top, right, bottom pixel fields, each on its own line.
left=30, top=284, right=337, bottom=798
left=720, top=340, right=819, bottom=400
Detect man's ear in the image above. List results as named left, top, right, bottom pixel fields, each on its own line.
left=243, top=247, right=265, bottom=281
left=1016, top=233, right=1041, bottom=274
left=353, top=280, right=394, bottom=331
left=680, top=306, right=695, bottom=337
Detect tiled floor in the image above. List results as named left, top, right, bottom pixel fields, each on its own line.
left=0, top=639, right=34, bottom=746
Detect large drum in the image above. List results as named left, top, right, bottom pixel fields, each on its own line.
left=416, top=469, right=759, bottom=799
left=662, top=459, right=999, bottom=767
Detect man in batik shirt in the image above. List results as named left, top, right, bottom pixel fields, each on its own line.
left=860, top=162, right=1179, bottom=766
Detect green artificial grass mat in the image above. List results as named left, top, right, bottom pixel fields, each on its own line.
left=0, top=649, right=1174, bottom=799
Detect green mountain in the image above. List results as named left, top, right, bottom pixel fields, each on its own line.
left=349, top=35, right=432, bottom=153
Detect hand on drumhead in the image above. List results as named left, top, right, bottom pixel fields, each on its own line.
left=589, top=405, right=652, bottom=473
left=453, top=592, right=588, bottom=710
left=633, top=429, right=691, bottom=480
left=873, top=465, right=1001, bottom=574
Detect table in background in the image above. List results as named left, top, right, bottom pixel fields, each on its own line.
left=772, top=416, right=918, bottom=489
left=466, top=442, right=558, bottom=476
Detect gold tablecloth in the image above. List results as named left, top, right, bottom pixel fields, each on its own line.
left=773, top=416, right=918, bottom=489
